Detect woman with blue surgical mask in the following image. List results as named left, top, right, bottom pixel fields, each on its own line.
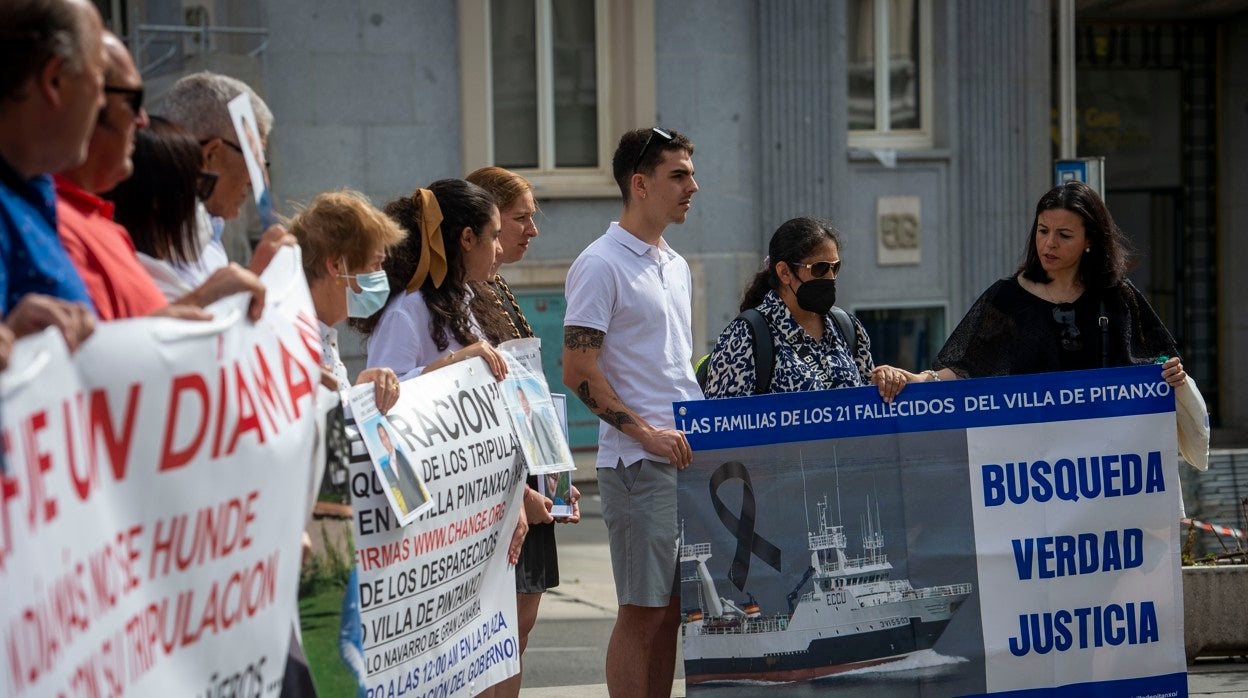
left=288, top=189, right=408, bottom=413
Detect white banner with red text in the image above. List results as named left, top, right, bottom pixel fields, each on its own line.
left=0, top=248, right=322, bottom=697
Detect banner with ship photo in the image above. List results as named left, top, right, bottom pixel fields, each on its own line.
left=345, top=357, right=525, bottom=698
left=674, top=364, right=1186, bottom=696
left=0, top=248, right=321, bottom=697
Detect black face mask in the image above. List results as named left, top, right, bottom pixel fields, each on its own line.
left=794, top=278, right=837, bottom=315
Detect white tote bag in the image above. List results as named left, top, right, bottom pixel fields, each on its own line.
left=1176, top=376, right=1210, bottom=471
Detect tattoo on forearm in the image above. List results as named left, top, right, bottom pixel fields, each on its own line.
left=576, top=381, right=599, bottom=409
left=576, top=380, right=636, bottom=429
left=600, top=410, right=636, bottom=429
left=564, top=326, right=604, bottom=350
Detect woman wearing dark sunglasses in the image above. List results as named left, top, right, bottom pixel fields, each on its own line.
left=703, top=217, right=919, bottom=399
left=929, top=181, right=1186, bottom=388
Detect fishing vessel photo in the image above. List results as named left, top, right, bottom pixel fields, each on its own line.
left=676, top=440, right=984, bottom=692
left=681, top=492, right=973, bottom=684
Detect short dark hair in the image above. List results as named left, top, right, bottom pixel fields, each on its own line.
left=740, top=217, right=841, bottom=311
left=106, top=115, right=204, bottom=265
left=351, top=179, right=497, bottom=349
left=611, top=127, right=694, bottom=201
left=1017, top=181, right=1129, bottom=291
left=0, top=0, right=91, bottom=104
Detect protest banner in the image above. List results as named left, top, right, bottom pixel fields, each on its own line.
left=346, top=358, right=525, bottom=698
left=0, top=248, right=321, bottom=696
left=674, top=365, right=1186, bottom=696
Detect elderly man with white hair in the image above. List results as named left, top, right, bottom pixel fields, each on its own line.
left=150, top=71, right=293, bottom=299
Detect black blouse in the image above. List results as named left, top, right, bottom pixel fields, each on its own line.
left=934, top=277, right=1179, bottom=378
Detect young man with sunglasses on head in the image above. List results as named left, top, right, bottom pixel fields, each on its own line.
left=563, top=127, right=700, bottom=698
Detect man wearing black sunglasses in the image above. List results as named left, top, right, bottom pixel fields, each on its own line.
left=563, top=127, right=700, bottom=698
left=160, top=71, right=295, bottom=279
left=51, top=31, right=167, bottom=321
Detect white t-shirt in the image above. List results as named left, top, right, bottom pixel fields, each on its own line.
left=139, top=203, right=228, bottom=302
left=136, top=201, right=227, bottom=302
left=563, top=222, right=700, bottom=468
left=366, top=288, right=483, bottom=381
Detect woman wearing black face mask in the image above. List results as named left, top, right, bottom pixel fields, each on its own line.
left=703, top=217, right=919, bottom=399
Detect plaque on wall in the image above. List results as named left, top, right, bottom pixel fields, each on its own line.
left=876, top=195, right=921, bottom=266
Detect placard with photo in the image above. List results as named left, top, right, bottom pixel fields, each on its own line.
left=347, top=383, right=432, bottom=525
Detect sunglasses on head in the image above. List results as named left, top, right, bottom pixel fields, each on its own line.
left=788, top=259, right=841, bottom=278
left=104, top=85, right=143, bottom=113
left=1052, top=304, right=1082, bottom=352
left=632, top=127, right=673, bottom=173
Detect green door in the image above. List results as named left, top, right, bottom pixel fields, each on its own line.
left=512, top=289, right=599, bottom=450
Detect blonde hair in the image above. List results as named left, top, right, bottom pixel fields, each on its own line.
left=465, top=166, right=535, bottom=213
left=288, top=190, right=407, bottom=282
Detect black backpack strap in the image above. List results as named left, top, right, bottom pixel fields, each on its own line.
left=829, top=306, right=857, bottom=358
left=740, top=308, right=774, bottom=394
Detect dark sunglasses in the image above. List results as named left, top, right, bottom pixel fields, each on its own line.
left=196, top=170, right=219, bottom=201
left=104, top=85, right=144, bottom=113
left=201, top=137, right=271, bottom=170
left=1052, top=304, right=1082, bottom=352
left=632, top=127, right=673, bottom=173
left=788, top=260, right=841, bottom=278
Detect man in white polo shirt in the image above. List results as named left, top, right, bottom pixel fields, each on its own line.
left=563, top=127, right=700, bottom=697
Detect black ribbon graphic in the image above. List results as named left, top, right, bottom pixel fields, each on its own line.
left=709, top=461, right=782, bottom=591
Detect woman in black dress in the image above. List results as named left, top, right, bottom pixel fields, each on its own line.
left=926, top=181, right=1186, bottom=388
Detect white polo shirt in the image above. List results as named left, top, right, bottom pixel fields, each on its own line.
left=564, top=222, right=701, bottom=468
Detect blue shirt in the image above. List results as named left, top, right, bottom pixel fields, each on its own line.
left=0, top=156, right=94, bottom=315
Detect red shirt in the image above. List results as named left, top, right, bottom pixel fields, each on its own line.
left=54, top=175, right=167, bottom=320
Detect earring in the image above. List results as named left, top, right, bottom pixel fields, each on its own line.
left=1085, top=247, right=1091, bottom=253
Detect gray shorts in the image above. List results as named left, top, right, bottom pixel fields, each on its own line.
left=597, top=458, right=679, bottom=607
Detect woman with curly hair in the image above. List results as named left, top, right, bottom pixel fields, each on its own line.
left=353, top=178, right=507, bottom=381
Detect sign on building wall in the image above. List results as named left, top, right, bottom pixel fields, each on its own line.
left=876, top=195, right=921, bottom=266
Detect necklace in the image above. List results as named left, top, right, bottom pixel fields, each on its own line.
left=1034, top=279, right=1083, bottom=305
left=492, top=275, right=533, bottom=339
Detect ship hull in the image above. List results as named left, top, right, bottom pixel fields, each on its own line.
left=684, top=617, right=951, bottom=684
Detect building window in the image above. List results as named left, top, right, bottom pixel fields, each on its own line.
left=460, top=0, right=655, bottom=198
left=854, top=305, right=946, bottom=371
left=847, top=0, right=933, bottom=149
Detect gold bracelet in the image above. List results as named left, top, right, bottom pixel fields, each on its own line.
left=924, top=369, right=940, bottom=382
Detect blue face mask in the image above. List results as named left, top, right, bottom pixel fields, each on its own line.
left=344, top=269, right=390, bottom=318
